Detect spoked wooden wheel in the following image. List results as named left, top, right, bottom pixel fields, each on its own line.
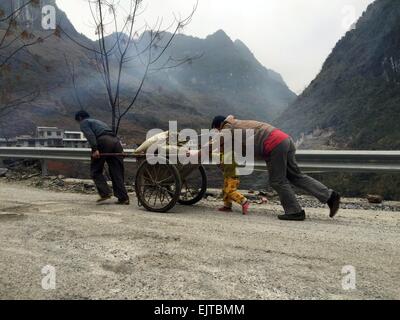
left=135, top=161, right=182, bottom=213
left=178, top=165, right=207, bottom=206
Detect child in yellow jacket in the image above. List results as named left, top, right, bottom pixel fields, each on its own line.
left=218, top=151, right=250, bottom=215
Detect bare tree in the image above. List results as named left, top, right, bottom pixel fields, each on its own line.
left=60, top=0, right=199, bottom=134
left=64, top=54, right=84, bottom=110
left=0, top=0, right=52, bottom=118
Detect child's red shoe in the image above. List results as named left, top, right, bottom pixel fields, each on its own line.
left=242, top=201, right=250, bottom=215
left=218, top=206, right=233, bottom=212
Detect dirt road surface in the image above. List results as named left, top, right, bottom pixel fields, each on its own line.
left=0, top=181, right=399, bottom=300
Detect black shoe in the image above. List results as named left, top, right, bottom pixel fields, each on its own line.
left=278, top=210, right=306, bottom=221
left=327, top=191, right=341, bottom=218
left=115, top=199, right=130, bottom=205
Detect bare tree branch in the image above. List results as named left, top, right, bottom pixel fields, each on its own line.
left=0, top=0, right=50, bottom=118
left=60, top=0, right=199, bottom=134
left=0, top=0, right=37, bottom=23
left=0, top=33, right=51, bottom=69
left=64, top=54, right=84, bottom=110
left=0, top=89, right=40, bottom=118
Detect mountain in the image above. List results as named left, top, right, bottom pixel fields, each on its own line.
left=1, top=0, right=80, bottom=35
left=0, top=0, right=99, bottom=136
left=145, top=30, right=296, bottom=121
left=0, top=1, right=296, bottom=143
left=275, top=0, right=400, bottom=150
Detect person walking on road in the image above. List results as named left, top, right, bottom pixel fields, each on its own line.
left=218, top=149, right=250, bottom=215
left=75, top=111, right=130, bottom=205
left=211, top=115, right=341, bottom=221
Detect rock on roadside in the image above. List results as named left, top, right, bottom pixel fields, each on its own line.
left=0, top=168, right=8, bottom=177
left=367, top=194, right=384, bottom=204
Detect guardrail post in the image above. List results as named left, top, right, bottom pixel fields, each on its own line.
left=41, top=160, right=48, bottom=177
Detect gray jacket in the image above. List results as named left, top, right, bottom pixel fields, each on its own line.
left=80, top=118, right=114, bottom=151
left=222, top=115, right=276, bottom=160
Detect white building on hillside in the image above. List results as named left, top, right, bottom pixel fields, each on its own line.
left=0, top=127, right=89, bottom=148
left=34, top=127, right=64, bottom=147
left=63, top=131, right=89, bottom=148
left=0, top=138, right=17, bottom=147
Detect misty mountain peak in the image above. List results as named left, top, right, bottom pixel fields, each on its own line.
left=0, top=5, right=296, bottom=137
left=1, top=0, right=78, bottom=35
left=206, top=29, right=233, bottom=44
left=276, top=0, right=400, bottom=150
left=234, top=39, right=254, bottom=58
left=103, top=32, right=131, bottom=44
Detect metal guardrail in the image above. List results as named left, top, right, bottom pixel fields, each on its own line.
left=0, top=147, right=136, bottom=163
left=1, top=147, right=400, bottom=173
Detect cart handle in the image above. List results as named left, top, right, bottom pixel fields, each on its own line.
left=99, top=153, right=132, bottom=158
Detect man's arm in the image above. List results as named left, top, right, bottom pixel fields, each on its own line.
left=80, top=120, right=98, bottom=151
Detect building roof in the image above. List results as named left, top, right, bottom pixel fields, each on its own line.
left=37, top=127, right=61, bottom=130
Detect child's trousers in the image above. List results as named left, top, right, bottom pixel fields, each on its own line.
left=223, top=177, right=246, bottom=207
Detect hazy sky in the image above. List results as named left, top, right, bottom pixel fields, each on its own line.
left=56, top=0, right=375, bottom=93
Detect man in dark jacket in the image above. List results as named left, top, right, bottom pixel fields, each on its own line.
left=211, top=115, right=341, bottom=221
left=75, top=111, right=129, bottom=205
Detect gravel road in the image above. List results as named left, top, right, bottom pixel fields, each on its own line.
left=0, top=181, right=399, bottom=300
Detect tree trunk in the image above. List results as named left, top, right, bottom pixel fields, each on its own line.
left=111, top=106, right=116, bottom=134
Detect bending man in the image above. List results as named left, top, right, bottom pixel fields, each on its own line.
left=211, top=115, right=340, bottom=221
left=75, top=111, right=130, bottom=205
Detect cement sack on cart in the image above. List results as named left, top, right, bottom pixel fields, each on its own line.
left=134, top=131, right=169, bottom=154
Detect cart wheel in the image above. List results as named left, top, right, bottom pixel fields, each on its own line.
left=178, top=165, right=207, bottom=206
left=135, top=161, right=182, bottom=213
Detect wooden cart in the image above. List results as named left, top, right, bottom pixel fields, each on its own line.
left=132, top=154, right=208, bottom=213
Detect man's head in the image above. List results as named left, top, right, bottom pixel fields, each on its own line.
left=75, top=110, right=90, bottom=122
left=211, top=115, right=227, bottom=131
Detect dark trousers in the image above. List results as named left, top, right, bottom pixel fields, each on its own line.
left=266, top=138, right=332, bottom=214
left=91, top=135, right=129, bottom=201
